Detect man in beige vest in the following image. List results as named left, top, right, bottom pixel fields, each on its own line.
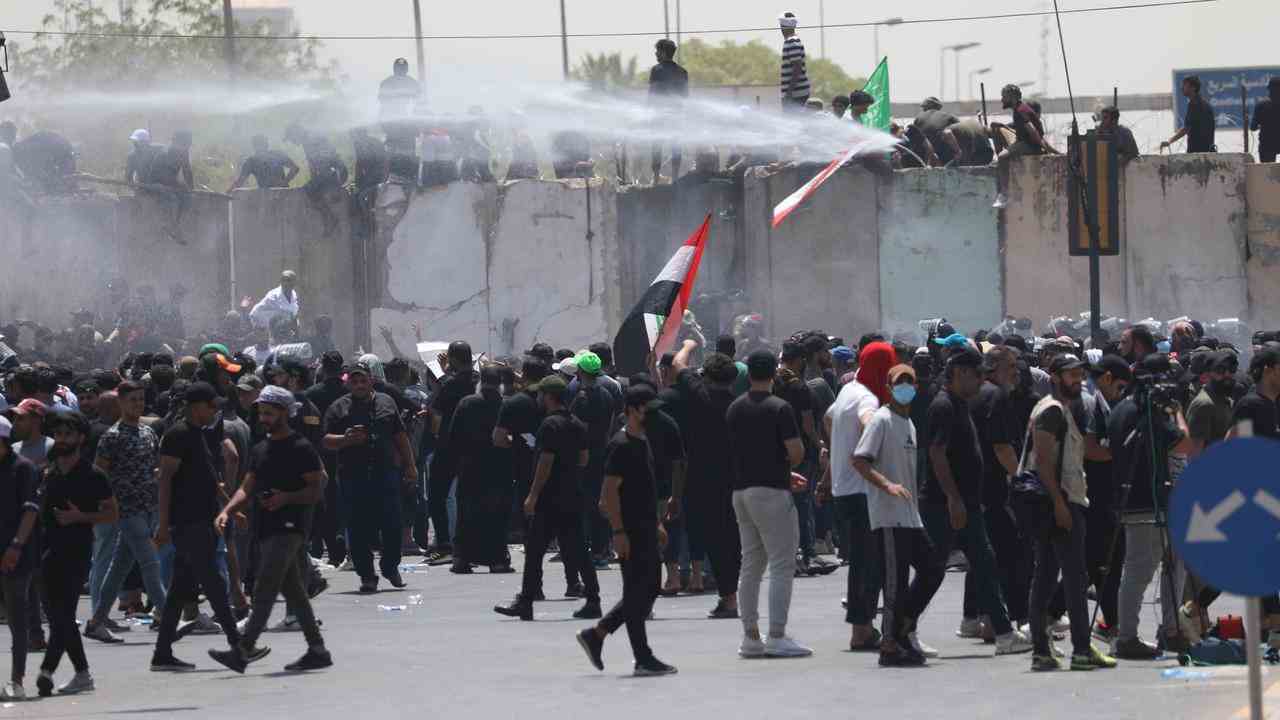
left=1022, top=354, right=1118, bottom=673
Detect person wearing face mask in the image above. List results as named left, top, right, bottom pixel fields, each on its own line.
left=852, top=365, right=941, bottom=666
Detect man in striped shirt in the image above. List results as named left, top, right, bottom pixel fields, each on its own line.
left=779, top=12, right=810, bottom=110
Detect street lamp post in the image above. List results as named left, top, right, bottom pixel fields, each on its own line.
left=872, top=17, right=903, bottom=68
left=559, top=0, right=569, bottom=81
left=969, top=67, right=991, bottom=101
left=946, top=42, right=980, bottom=102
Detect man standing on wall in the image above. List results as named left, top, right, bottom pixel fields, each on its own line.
left=649, top=39, right=689, bottom=184
left=778, top=12, right=810, bottom=111
left=1162, top=76, right=1217, bottom=154
left=1250, top=77, right=1280, bottom=163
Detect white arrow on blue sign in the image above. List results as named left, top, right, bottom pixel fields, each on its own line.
left=1170, top=437, right=1280, bottom=597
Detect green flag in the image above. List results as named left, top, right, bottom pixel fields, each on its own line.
left=863, top=58, right=890, bottom=131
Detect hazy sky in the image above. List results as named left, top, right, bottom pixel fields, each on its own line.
left=4, top=0, right=1273, bottom=103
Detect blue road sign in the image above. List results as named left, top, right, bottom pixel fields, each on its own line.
left=1170, top=438, right=1280, bottom=597
left=1173, top=66, right=1280, bottom=131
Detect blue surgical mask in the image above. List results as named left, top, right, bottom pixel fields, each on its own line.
left=1157, top=340, right=1172, bottom=353
left=892, top=384, right=917, bottom=405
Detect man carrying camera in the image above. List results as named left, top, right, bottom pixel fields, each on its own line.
left=1107, top=354, right=1193, bottom=657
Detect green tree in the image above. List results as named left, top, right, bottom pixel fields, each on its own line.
left=11, top=0, right=344, bottom=191
left=19, top=0, right=338, bottom=92
left=675, top=38, right=865, bottom=106
left=570, top=52, right=643, bottom=92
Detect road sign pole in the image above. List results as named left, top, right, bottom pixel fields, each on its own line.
left=1246, top=596, right=1263, bottom=720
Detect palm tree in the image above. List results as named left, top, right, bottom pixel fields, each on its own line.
left=570, top=52, right=641, bottom=92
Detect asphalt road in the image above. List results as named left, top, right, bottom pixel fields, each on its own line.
left=10, top=550, right=1267, bottom=720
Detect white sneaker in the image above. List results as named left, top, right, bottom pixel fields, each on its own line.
left=995, top=629, right=1034, bottom=655
left=956, top=617, right=982, bottom=638
left=1050, top=616, right=1070, bottom=634
left=269, top=616, right=301, bottom=633
left=0, top=681, right=24, bottom=700
left=188, top=612, right=221, bottom=635
left=56, top=671, right=95, bottom=695
left=337, top=558, right=355, bottom=572
left=738, top=636, right=766, bottom=658
left=764, top=635, right=813, bottom=658
left=909, top=632, right=939, bottom=658
left=1178, top=603, right=1203, bottom=644
left=1046, top=626, right=1065, bottom=659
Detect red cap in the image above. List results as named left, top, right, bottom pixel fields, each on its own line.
left=12, top=398, right=47, bottom=417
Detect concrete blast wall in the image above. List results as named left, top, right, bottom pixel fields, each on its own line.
left=230, top=188, right=358, bottom=353
left=0, top=192, right=229, bottom=344
left=370, top=179, right=622, bottom=362
left=877, top=167, right=1002, bottom=340
left=3, top=153, right=1276, bottom=364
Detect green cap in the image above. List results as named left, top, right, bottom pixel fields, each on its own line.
left=576, top=351, right=602, bottom=376
left=199, top=342, right=231, bottom=358
left=534, top=375, right=568, bottom=394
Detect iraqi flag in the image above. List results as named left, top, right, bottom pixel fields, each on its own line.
left=771, top=135, right=887, bottom=228
left=614, top=214, right=711, bottom=376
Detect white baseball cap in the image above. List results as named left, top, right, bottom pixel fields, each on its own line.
left=129, top=128, right=151, bottom=143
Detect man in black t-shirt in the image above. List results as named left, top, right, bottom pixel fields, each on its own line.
left=1163, top=76, right=1217, bottom=154
left=213, top=386, right=332, bottom=673
left=227, top=135, right=300, bottom=192
left=494, top=375, right=602, bottom=621
left=494, top=359, right=549, bottom=548
left=913, top=98, right=959, bottom=164
left=424, top=341, right=478, bottom=564
left=447, top=366, right=512, bottom=573
left=916, top=349, right=1032, bottom=655
left=1231, top=347, right=1280, bottom=439
left=726, top=351, right=810, bottom=658
left=33, top=412, right=117, bottom=697
left=152, top=382, right=246, bottom=673
left=303, top=351, right=348, bottom=567
left=576, top=386, right=675, bottom=677
left=322, top=363, right=417, bottom=594
left=649, top=39, right=689, bottom=182
left=1251, top=78, right=1280, bottom=163
left=775, top=341, right=824, bottom=568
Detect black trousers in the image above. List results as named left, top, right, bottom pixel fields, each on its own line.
left=311, top=456, right=346, bottom=565
left=2, top=573, right=30, bottom=681
left=40, top=551, right=90, bottom=675
left=880, top=527, right=944, bottom=643
left=687, top=482, right=741, bottom=599
left=600, top=536, right=660, bottom=662
left=428, top=452, right=455, bottom=550
left=1085, top=500, right=1123, bottom=628
left=1030, top=504, right=1091, bottom=656
left=155, top=524, right=241, bottom=656
left=964, top=504, right=1034, bottom=624
left=836, top=494, right=882, bottom=625
left=455, top=468, right=512, bottom=566
left=521, top=506, right=599, bottom=602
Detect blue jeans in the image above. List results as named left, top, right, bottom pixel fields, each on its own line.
left=91, top=510, right=166, bottom=622
left=89, top=522, right=120, bottom=612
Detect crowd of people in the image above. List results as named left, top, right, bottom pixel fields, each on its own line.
left=4, top=254, right=1280, bottom=694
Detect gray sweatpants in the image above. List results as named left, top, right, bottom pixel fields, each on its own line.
left=1117, top=519, right=1180, bottom=642
left=733, top=487, right=799, bottom=638
left=242, top=534, right=325, bottom=651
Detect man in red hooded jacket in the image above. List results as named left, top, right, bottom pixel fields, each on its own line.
left=818, top=342, right=894, bottom=651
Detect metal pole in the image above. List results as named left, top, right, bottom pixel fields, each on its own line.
left=559, top=0, right=569, bottom=81
left=819, top=0, right=826, bottom=59
left=675, top=0, right=682, bottom=44
left=1247, top=592, right=1264, bottom=718
left=663, top=0, right=670, bottom=38
left=873, top=25, right=879, bottom=69
left=955, top=52, right=961, bottom=104
left=1243, top=84, right=1251, bottom=157
left=412, top=0, right=426, bottom=83
left=222, top=0, right=235, bottom=84
left=980, top=82, right=988, bottom=128
left=1113, top=86, right=1118, bottom=110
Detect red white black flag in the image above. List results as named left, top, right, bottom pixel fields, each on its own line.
left=614, top=214, right=711, bottom=376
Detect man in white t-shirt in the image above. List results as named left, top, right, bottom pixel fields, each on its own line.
left=819, top=341, right=892, bottom=651
left=854, top=364, right=946, bottom=667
